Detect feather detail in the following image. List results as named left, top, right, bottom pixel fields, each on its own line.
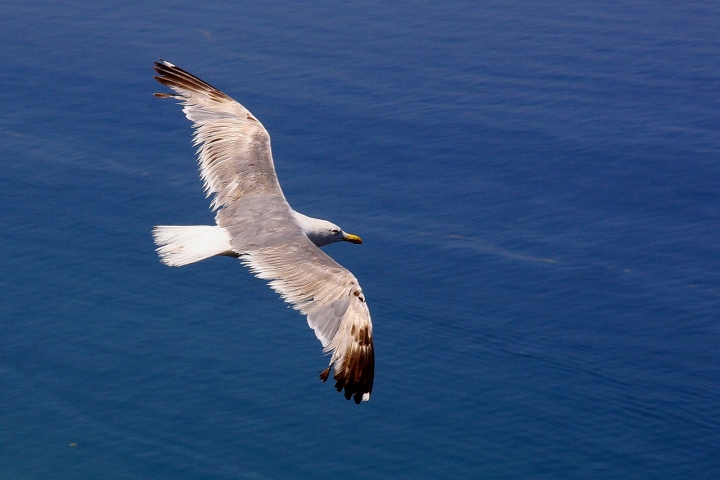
left=153, top=225, right=235, bottom=266
left=153, top=60, right=285, bottom=210
left=237, top=240, right=374, bottom=403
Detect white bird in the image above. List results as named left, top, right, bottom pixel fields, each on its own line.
left=152, top=60, right=374, bottom=403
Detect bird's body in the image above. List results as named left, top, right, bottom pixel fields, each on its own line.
left=152, top=60, right=374, bottom=403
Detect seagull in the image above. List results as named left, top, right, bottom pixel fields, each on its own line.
left=151, top=60, right=374, bottom=404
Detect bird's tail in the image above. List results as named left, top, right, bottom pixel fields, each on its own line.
left=152, top=225, right=235, bottom=267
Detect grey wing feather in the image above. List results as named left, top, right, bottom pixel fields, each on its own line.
left=153, top=60, right=285, bottom=210
left=225, top=214, right=374, bottom=404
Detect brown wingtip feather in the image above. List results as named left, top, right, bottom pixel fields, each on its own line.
left=319, top=367, right=331, bottom=383
left=152, top=59, right=230, bottom=102
left=330, top=340, right=375, bottom=404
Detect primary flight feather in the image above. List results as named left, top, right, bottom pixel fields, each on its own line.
left=152, top=60, right=374, bottom=403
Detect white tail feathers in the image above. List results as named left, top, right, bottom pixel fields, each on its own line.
left=153, top=225, right=235, bottom=267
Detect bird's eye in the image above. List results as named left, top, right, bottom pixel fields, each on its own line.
left=331, top=229, right=340, bottom=235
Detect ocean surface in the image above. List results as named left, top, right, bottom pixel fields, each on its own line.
left=1, top=1, right=719, bottom=478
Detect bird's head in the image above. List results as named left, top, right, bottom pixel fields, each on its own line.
left=312, top=219, right=363, bottom=247
left=292, top=211, right=363, bottom=247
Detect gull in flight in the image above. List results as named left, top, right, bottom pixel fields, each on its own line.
left=152, top=60, right=374, bottom=403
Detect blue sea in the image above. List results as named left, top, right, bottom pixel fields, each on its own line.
left=1, top=1, right=719, bottom=478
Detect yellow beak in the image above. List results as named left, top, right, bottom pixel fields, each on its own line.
left=343, top=233, right=363, bottom=244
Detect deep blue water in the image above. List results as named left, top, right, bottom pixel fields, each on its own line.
left=1, top=1, right=719, bottom=478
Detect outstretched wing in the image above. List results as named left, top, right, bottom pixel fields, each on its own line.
left=216, top=198, right=374, bottom=404
left=242, top=237, right=374, bottom=404
left=154, top=60, right=286, bottom=210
